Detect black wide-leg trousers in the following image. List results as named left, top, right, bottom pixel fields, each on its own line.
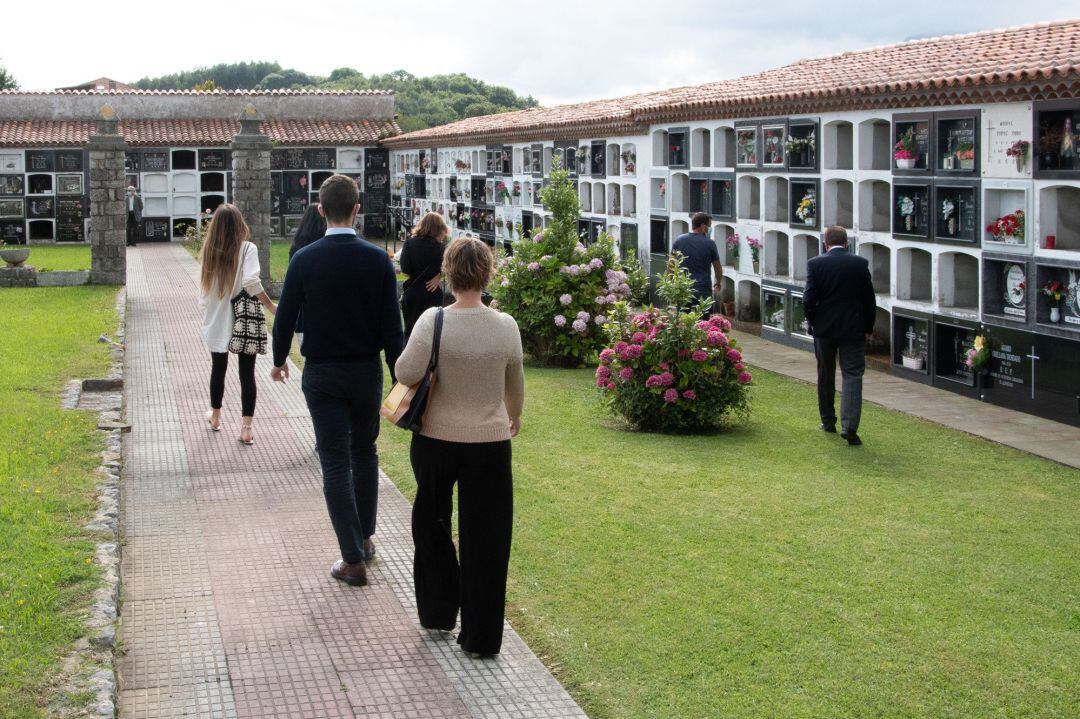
left=409, top=432, right=513, bottom=655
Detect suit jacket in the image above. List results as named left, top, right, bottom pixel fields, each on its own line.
left=803, top=247, right=876, bottom=340
left=127, top=194, right=143, bottom=222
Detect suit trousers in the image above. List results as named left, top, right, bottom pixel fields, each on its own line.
left=302, top=359, right=382, bottom=564
left=410, top=432, right=513, bottom=655
left=814, top=337, right=866, bottom=433
left=126, top=212, right=139, bottom=246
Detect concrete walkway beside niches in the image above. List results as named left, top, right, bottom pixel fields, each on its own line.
left=119, top=243, right=586, bottom=719
left=734, top=332, right=1080, bottom=470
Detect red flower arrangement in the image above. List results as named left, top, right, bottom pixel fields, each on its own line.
left=986, top=210, right=1025, bottom=242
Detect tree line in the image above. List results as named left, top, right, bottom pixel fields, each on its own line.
left=131, top=62, right=538, bottom=132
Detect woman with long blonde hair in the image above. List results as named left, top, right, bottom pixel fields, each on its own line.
left=398, top=211, right=449, bottom=338
left=198, top=204, right=276, bottom=444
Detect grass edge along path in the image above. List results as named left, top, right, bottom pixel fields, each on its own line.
left=376, top=364, right=1079, bottom=719
left=0, top=286, right=118, bottom=718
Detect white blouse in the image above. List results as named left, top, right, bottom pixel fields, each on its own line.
left=200, top=241, right=265, bottom=353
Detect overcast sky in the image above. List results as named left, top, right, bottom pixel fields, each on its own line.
left=2, top=0, right=1076, bottom=106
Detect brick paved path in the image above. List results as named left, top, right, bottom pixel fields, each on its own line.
left=119, top=244, right=586, bottom=719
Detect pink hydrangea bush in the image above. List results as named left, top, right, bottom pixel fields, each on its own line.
left=596, top=262, right=752, bottom=433
left=491, top=166, right=648, bottom=366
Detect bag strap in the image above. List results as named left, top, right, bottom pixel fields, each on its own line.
left=427, top=308, right=444, bottom=372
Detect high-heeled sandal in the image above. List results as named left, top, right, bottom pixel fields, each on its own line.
left=206, top=410, right=221, bottom=432
left=238, top=420, right=254, bottom=445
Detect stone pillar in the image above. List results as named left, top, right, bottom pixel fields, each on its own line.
left=230, top=105, right=273, bottom=287
left=88, top=106, right=128, bottom=285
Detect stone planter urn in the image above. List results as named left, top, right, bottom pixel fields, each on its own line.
left=1, top=247, right=30, bottom=267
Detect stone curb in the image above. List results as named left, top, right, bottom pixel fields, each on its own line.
left=50, top=286, right=126, bottom=719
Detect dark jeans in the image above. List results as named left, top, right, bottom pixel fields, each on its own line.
left=209, top=352, right=256, bottom=416
left=410, top=433, right=513, bottom=655
left=126, top=212, right=138, bottom=246
left=814, top=337, right=866, bottom=433
left=302, top=359, right=383, bottom=564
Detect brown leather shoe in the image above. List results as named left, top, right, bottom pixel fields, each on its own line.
left=363, top=538, right=376, bottom=561
left=330, top=559, right=368, bottom=586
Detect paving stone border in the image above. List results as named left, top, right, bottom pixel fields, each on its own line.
left=51, top=287, right=126, bottom=719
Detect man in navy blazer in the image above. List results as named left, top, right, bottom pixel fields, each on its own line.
left=803, top=226, right=877, bottom=446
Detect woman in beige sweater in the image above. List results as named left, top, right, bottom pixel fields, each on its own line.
left=394, top=237, right=524, bottom=657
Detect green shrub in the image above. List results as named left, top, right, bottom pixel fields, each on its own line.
left=596, top=256, right=753, bottom=433
left=491, top=166, right=643, bottom=366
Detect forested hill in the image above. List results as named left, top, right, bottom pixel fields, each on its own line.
left=132, top=62, right=538, bottom=132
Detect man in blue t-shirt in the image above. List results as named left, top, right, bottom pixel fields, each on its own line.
left=671, top=212, right=723, bottom=307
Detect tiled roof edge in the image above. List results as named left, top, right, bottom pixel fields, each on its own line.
left=0, top=88, right=394, bottom=97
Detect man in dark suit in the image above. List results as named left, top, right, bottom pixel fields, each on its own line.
left=125, top=185, right=143, bottom=247
left=803, top=226, right=877, bottom=446
left=271, top=174, right=404, bottom=587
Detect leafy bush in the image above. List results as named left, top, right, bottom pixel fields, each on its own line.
left=491, top=167, right=645, bottom=366
left=596, top=256, right=752, bottom=433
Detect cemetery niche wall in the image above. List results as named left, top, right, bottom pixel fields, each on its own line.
left=381, top=19, right=1080, bottom=426
left=0, top=89, right=400, bottom=245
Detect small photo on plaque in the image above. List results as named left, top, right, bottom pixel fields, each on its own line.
left=56, top=174, right=84, bottom=196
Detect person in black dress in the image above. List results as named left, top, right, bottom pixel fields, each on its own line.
left=399, top=212, right=448, bottom=338
left=288, top=204, right=327, bottom=347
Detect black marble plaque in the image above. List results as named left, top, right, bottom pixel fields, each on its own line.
left=934, top=321, right=976, bottom=385
left=199, top=149, right=227, bottom=171
left=55, top=150, right=83, bottom=172
left=711, top=178, right=735, bottom=218
left=142, top=151, right=169, bottom=172
left=0, top=198, right=23, bottom=217
left=0, top=219, right=25, bottom=243
left=56, top=220, right=84, bottom=242
left=26, top=197, right=54, bottom=218
left=271, top=150, right=286, bottom=170
left=26, top=150, right=55, bottom=171
left=142, top=218, right=170, bottom=242
left=365, top=148, right=389, bottom=172
left=284, top=195, right=307, bottom=214
left=935, top=184, right=978, bottom=243
left=56, top=198, right=83, bottom=222
left=363, top=214, right=388, bottom=239
left=893, top=183, right=931, bottom=238
left=125, top=152, right=141, bottom=172
left=283, top=171, right=309, bottom=196
left=0, top=175, right=24, bottom=196
left=893, top=314, right=930, bottom=370
left=284, top=149, right=307, bottom=170
left=308, top=148, right=336, bottom=169
left=894, top=118, right=931, bottom=171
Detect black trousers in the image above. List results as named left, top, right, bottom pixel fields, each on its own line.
left=302, top=360, right=382, bottom=563
left=410, top=433, right=513, bottom=655
left=209, top=352, right=257, bottom=416
left=814, top=337, right=865, bottom=433
left=126, top=212, right=139, bottom=246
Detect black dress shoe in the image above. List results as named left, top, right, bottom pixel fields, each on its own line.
left=820, top=423, right=837, bottom=433
left=840, top=431, right=862, bottom=446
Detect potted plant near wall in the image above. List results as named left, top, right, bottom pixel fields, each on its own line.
left=964, top=332, right=991, bottom=388
left=954, top=141, right=975, bottom=170
left=1042, top=280, right=1070, bottom=323
left=894, top=127, right=918, bottom=169
left=987, top=210, right=1025, bottom=245
left=901, top=346, right=926, bottom=370
left=725, top=233, right=740, bottom=269
left=0, top=237, right=30, bottom=267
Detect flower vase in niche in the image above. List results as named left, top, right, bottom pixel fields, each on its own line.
left=894, top=127, right=918, bottom=169
left=942, top=198, right=956, bottom=237
left=1051, top=307, right=1062, bottom=323
left=1007, top=140, right=1030, bottom=173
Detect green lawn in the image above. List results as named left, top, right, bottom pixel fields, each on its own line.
left=269, top=240, right=291, bottom=282
left=18, top=245, right=91, bottom=273
left=376, top=364, right=1079, bottom=718
left=0, top=287, right=118, bottom=718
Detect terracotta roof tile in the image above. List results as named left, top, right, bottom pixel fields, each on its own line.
left=388, top=18, right=1080, bottom=148
left=0, top=118, right=400, bottom=148
left=0, top=88, right=392, bottom=97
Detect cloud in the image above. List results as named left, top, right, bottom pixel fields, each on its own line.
left=0, top=0, right=1073, bottom=107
